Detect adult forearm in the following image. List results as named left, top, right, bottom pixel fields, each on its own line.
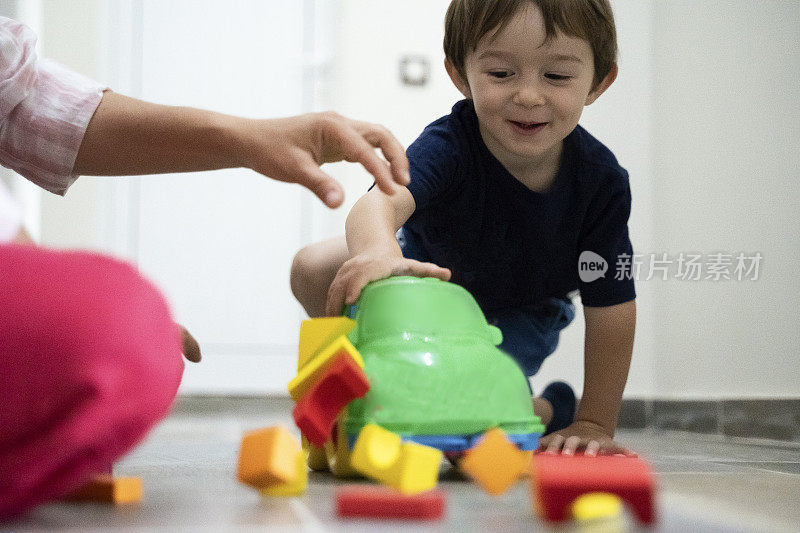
left=73, top=91, right=243, bottom=176
left=576, top=300, right=636, bottom=436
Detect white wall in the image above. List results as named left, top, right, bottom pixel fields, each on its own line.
left=29, top=0, right=800, bottom=399
left=649, top=1, right=800, bottom=398
left=311, top=0, right=462, bottom=242
left=39, top=0, right=109, bottom=251
left=38, top=0, right=318, bottom=394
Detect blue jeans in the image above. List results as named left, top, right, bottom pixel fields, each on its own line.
left=397, top=227, right=575, bottom=378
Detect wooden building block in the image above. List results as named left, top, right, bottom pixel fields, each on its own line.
left=293, top=353, right=370, bottom=447
left=237, top=426, right=300, bottom=489
left=65, top=475, right=142, bottom=504
left=350, top=424, right=442, bottom=495
left=288, top=336, right=364, bottom=402
left=530, top=454, right=656, bottom=524
left=459, top=428, right=531, bottom=495
left=336, top=485, right=445, bottom=520
left=298, top=317, right=356, bottom=370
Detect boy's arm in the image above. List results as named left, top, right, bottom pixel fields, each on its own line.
left=539, top=299, right=636, bottom=455
left=324, top=187, right=451, bottom=316
left=74, top=91, right=410, bottom=208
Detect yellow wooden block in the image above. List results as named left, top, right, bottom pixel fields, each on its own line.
left=324, top=414, right=360, bottom=477
left=459, top=428, right=530, bottom=495
left=350, top=424, right=442, bottom=495
left=571, top=492, right=623, bottom=521
left=237, top=426, right=299, bottom=490
left=65, top=475, right=142, bottom=504
left=260, top=451, right=307, bottom=496
left=302, top=435, right=330, bottom=472
left=287, top=335, right=364, bottom=401
left=351, top=423, right=402, bottom=470
left=298, top=317, right=356, bottom=370
left=393, top=440, right=443, bottom=495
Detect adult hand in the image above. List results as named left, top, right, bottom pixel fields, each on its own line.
left=179, top=324, right=201, bottom=363
left=324, top=251, right=451, bottom=316
left=538, top=420, right=635, bottom=456
left=242, top=112, right=410, bottom=208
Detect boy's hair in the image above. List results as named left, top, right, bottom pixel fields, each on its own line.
left=444, top=0, right=618, bottom=89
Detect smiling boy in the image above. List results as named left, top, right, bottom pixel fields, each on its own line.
left=291, top=0, right=636, bottom=454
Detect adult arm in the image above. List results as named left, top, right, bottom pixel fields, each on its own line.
left=74, top=92, right=410, bottom=208
left=0, top=17, right=408, bottom=206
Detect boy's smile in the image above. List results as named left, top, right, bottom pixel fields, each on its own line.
left=509, top=120, right=548, bottom=136
left=445, top=4, right=615, bottom=188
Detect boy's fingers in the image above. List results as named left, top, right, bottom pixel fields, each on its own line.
left=562, top=436, right=581, bottom=456
left=345, top=283, right=365, bottom=306
left=585, top=440, right=601, bottom=456
left=545, top=434, right=565, bottom=454
left=326, top=275, right=347, bottom=316
left=397, top=260, right=451, bottom=281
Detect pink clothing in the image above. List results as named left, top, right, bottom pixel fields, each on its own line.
left=0, top=17, right=105, bottom=196
left=0, top=18, right=182, bottom=521
left=0, top=244, right=184, bottom=519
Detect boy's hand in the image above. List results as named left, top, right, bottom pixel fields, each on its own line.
left=242, top=112, right=410, bottom=208
left=325, top=252, right=451, bottom=316
left=538, top=420, right=635, bottom=456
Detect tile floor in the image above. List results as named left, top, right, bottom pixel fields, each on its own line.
left=5, top=397, right=800, bottom=532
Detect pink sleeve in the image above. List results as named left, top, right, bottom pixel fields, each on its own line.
left=0, top=17, right=106, bottom=196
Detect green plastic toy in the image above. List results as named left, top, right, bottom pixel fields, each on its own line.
left=342, top=276, right=544, bottom=452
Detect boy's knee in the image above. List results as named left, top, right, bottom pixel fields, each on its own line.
left=291, top=243, right=325, bottom=299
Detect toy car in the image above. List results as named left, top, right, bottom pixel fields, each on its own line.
left=306, top=276, right=544, bottom=474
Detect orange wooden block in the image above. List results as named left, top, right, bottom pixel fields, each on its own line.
left=65, top=475, right=142, bottom=504
left=459, top=428, right=531, bottom=495
left=237, top=426, right=300, bottom=489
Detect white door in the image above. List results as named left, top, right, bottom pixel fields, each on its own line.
left=111, top=0, right=320, bottom=394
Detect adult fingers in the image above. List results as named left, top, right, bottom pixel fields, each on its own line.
left=360, top=123, right=410, bottom=189
left=296, top=162, right=345, bottom=208
left=324, top=119, right=400, bottom=196
left=180, top=325, right=202, bottom=363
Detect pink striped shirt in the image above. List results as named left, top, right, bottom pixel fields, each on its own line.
left=0, top=17, right=105, bottom=197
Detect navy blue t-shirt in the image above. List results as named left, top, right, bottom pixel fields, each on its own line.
left=402, top=99, right=635, bottom=313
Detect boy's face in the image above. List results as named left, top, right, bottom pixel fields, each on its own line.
left=447, top=5, right=615, bottom=171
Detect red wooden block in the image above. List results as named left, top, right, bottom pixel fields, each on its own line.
left=292, top=353, right=369, bottom=447
left=530, top=454, right=656, bottom=524
left=335, top=486, right=445, bottom=520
